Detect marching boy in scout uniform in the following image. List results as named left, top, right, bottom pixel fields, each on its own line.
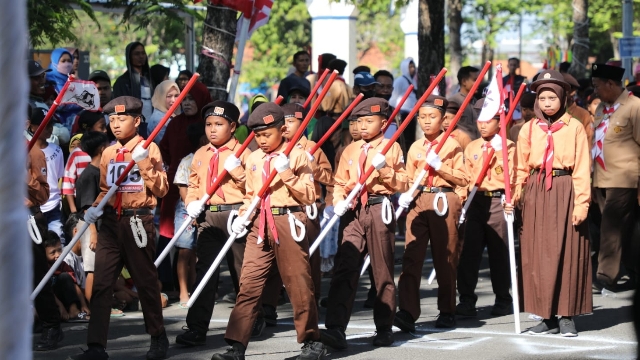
left=321, top=98, right=408, bottom=349
left=175, top=100, right=250, bottom=347
left=394, top=95, right=469, bottom=331
left=456, top=105, right=516, bottom=318
left=70, top=96, right=169, bottom=360
left=210, top=103, right=326, bottom=360
left=258, top=103, right=333, bottom=328
left=591, top=63, right=640, bottom=292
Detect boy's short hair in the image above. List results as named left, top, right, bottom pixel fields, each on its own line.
left=293, top=50, right=310, bottom=62
left=374, top=70, right=394, bottom=82
left=80, top=131, right=109, bottom=158
left=457, top=66, right=479, bottom=84
left=64, top=213, right=81, bottom=240
left=43, top=230, right=61, bottom=248
left=187, top=122, right=206, bottom=148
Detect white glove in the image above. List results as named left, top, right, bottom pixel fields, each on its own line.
left=274, top=153, right=290, bottom=173
left=186, top=200, right=205, bottom=218
left=84, top=206, right=103, bottom=224
left=372, top=152, right=387, bottom=170
left=323, top=205, right=334, bottom=219
left=426, top=150, right=442, bottom=171
left=231, top=215, right=250, bottom=234
left=305, top=151, right=315, bottom=163
left=334, top=200, right=351, bottom=216
left=131, top=146, right=149, bottom=163
left=398, top=192, right=414, bottom=208
left=224, top=154, right=242, bottom=172
left=490, top=134, right=503, bottom=151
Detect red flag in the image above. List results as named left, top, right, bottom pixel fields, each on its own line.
left=208, top=0, right=254, bottom=15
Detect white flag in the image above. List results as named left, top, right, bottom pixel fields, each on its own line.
left=61, top=79, right=100, bottom=111
left=478, top=69, right=503, bottom=122
left=430, top=75, right=440, bottom=95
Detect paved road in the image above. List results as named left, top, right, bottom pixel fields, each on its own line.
left=35, top=241, right=637, bottom=360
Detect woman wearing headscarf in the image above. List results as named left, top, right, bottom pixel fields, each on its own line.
left=148, top=80, right=180, bottom=144
left=512, top=70, right=592, bottom=337
left=46, top=48, right=82, bottom=134
left=158, top=81, right=212, bottom=257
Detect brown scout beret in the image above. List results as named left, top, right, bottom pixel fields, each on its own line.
left=352, top=97, right=389, bottom=117
left=202, top=100, right=240, bottom=124
left=421, top=94, right=448, bottom=112
left=591, top=63, right=626, bottom=82
left=473, top=98, right=485, bottom=112
left=281, top=103, right=306, bottom=121
left=103, top=96, right=143, bottom=116
left=562, top=73, right=581, bottom=89
left=530, top=69, right=571, bottom=92
left=247, top=102, right=285, bottom=131
left=446, top=100, right=460, bottom=114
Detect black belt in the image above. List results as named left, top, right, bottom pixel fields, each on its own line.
left=206, top=203, right=242, bottom=212
left=270, top=206, right=302, bottom=216
left=531, top=169, right=572, bottom=177
left=480, top=190, right=503, bottom=198
left=106, top=207, right=154, bottom=216
left=356, top=194, right=389, bottom=206
left=420, top=186, right=454, bottom=193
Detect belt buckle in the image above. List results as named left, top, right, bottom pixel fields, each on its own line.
left=552, top=170, right=560, bottom=176
left=424, top=186, right=431, bottom=192
left=486, top=191, right=493, bottom=197
left=271, top=208, right=280, bottom=215
left=211, top=205, right=220, bottom=212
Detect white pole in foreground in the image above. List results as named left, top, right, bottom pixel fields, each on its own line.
left=227, top=15, right=250, bottom=103
left=0, top=1, right=30, bottom=358
left=505, top=213, right=521, bottom=333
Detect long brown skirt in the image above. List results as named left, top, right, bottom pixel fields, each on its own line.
left=521, top=173, right=592, bottom=318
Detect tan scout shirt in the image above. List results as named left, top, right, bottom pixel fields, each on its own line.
left=186, top=138, right=250, bottom=206
left=296, top=136, right=333, bottom=201
left=94, top=136, right=168, bottom=209
left=308, top=75, right=353, bottom=115
left=516, top=113, right=591, bottom=218
left=406, top=132, right=469, bottom=200
left=567, top=102, right=594, bottom=147
left=26, top=146, right=49, bottom=208
left=464, top=137, right=516, bottom=192
left=333, top=135, right=408, bottom=204
left=450, top=129, right=472, bottom=150
left=240, top=141, right=315, bottom=215
left=593, top=90, right=640, bottom=189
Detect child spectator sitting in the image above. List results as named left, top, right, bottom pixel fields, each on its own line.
left=43, top=231, right=90, bottom=322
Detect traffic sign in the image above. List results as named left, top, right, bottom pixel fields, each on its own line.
left=619, top=37, right=640, bottom=58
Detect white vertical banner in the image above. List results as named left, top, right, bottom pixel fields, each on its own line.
left=0, top=0, right=31, bottom=358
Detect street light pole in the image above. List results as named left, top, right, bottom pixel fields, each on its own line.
left=622, top=0, right=634, bottom=82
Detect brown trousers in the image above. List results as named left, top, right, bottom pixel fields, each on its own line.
left=398, top=192, right=462, bottom=319
left=88, top=213, right=164, bottom=347
left=261, top=213, right=322, bottom=308
left=224, top=211, right=319, bottom=347
left=325, top=201, right=396, bottom=331
left=594, top=187, right=638, bottom=286
left=186, top=210, right=246, bottom=334
left=457, top=196, right=512, bottom=305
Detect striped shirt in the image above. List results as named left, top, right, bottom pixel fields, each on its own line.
left=61, top=148, right=91, bottom=196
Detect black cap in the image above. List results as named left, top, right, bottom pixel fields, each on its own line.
left=530, top=70, right=570, bottom=92
left=352, top=98, right=389, bottom=117
left=78, top=110, right=105, bottom=131
left=328, top=59, right=347, bottom=74
left=281, top=103, right=306, bottom=121
left=319, top=53, right=337, bottom=69
left=30, top=107, right=48, bottom=125
left=352, top=65, right=371, bottom=75
left=421, top=95, right=448, bottom=112
left=201, top=100, right=240, bottom=124
left=591, top=63, right=626, bottom=82
left=88, top=70, right=111, bottom=83
left=247, top=102, right=285, bottom=131
left=103, top=96, right=143, bottom=116
left=520, top=92, right=536, bottom=109
left=446, top=100, right=460, bottom=114
left=28, top=60, right=51, bottom=77
left=288, top=78, right=311, bottom=98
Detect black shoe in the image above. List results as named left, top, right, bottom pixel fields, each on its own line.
left=435, top=313, right=456, bottom=328
left=592, top=279, right=616, bottom=294
left=251, top=316, right=266, bottom=338
left=527, top=318, right=560, bottom=335
left=456, top=302, right=477, bottom=317
left=35, top=326, right=64, bottom=351
left=363, top=288, right=376, bottom=309
left=67, top=346, right=109, bottom=360
left=147, top=331, right=169, bottom=360
left=490, top=302, right=513, bottom=316
left=176, top=329, right=206, bottom=346
left=211, top=343, right=246, bottom=360
left=559, top=317, right=578, bottom=337
left=319, top=297, right=328, bottom=308
left=372, top=328, right=394, bottom=347
left=320, top=327, right=347, bottom=350
left=297, top=340, right=327, bottom=360
left=393, top=310, right=415, bottom=333
left=263, top=305, right=278, bottom=327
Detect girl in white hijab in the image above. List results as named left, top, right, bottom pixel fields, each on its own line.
left=148, top=80, right=180, bottom=144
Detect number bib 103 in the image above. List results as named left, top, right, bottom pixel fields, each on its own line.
left=107, top=162, right=144, bottom=192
